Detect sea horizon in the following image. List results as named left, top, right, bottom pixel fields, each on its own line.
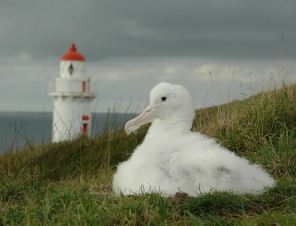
left=0, top=111, right=136, bottom=155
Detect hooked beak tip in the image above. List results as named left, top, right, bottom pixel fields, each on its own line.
left=125, top=121, right=132, bottom=135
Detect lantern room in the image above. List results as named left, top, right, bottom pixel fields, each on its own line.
left=60, top=43, right=86, bottom=78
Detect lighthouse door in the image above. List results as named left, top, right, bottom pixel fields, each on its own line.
left=82, top=123, right=88, bottom=134
left=82, top=115, right=89, bottom=135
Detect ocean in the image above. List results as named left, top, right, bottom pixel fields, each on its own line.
left=0, top=111, right=135, bottom=155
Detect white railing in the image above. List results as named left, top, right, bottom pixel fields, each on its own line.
left=48, top=80, right=97, bottom=94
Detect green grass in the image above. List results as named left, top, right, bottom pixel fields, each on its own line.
left=1, top=82, right=296, bottom=225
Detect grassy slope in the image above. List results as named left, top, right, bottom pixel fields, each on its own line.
left=1, top=83, right=296, bottom=225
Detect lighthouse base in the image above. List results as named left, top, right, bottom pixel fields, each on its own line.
left=52, top=98, right=92, bottom=143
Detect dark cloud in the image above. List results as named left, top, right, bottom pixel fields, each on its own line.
left=1, top=0, right=296, bottom=62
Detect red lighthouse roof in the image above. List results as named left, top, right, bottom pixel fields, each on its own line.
left=61, top=43, right=85, bottom=61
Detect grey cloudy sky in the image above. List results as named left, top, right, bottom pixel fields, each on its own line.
left=1, top=0, right=295, bottom=112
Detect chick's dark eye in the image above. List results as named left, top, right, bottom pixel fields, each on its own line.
left=161, top=97, right=167, bottom=101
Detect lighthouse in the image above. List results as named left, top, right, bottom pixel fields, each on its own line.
left=49, top=43, right=96, bottom=142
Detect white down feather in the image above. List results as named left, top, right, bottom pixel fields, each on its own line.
left=112, top=82, right=275, bottom=196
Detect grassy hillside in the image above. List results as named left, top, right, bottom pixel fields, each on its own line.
left=1, top=83, right=296, bottom=225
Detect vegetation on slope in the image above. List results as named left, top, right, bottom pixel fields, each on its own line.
left=1, top=82, right=296, bottom=225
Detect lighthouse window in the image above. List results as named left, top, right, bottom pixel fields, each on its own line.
left=82, top=81, right=86, bottom=92
left=68, top=64, right=74, bottom=75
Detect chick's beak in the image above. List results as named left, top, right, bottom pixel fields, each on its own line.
left=125, top=104, right=157, bottom=135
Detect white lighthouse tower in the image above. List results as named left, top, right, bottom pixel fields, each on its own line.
left=49, top=43, right=96, bottom=142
